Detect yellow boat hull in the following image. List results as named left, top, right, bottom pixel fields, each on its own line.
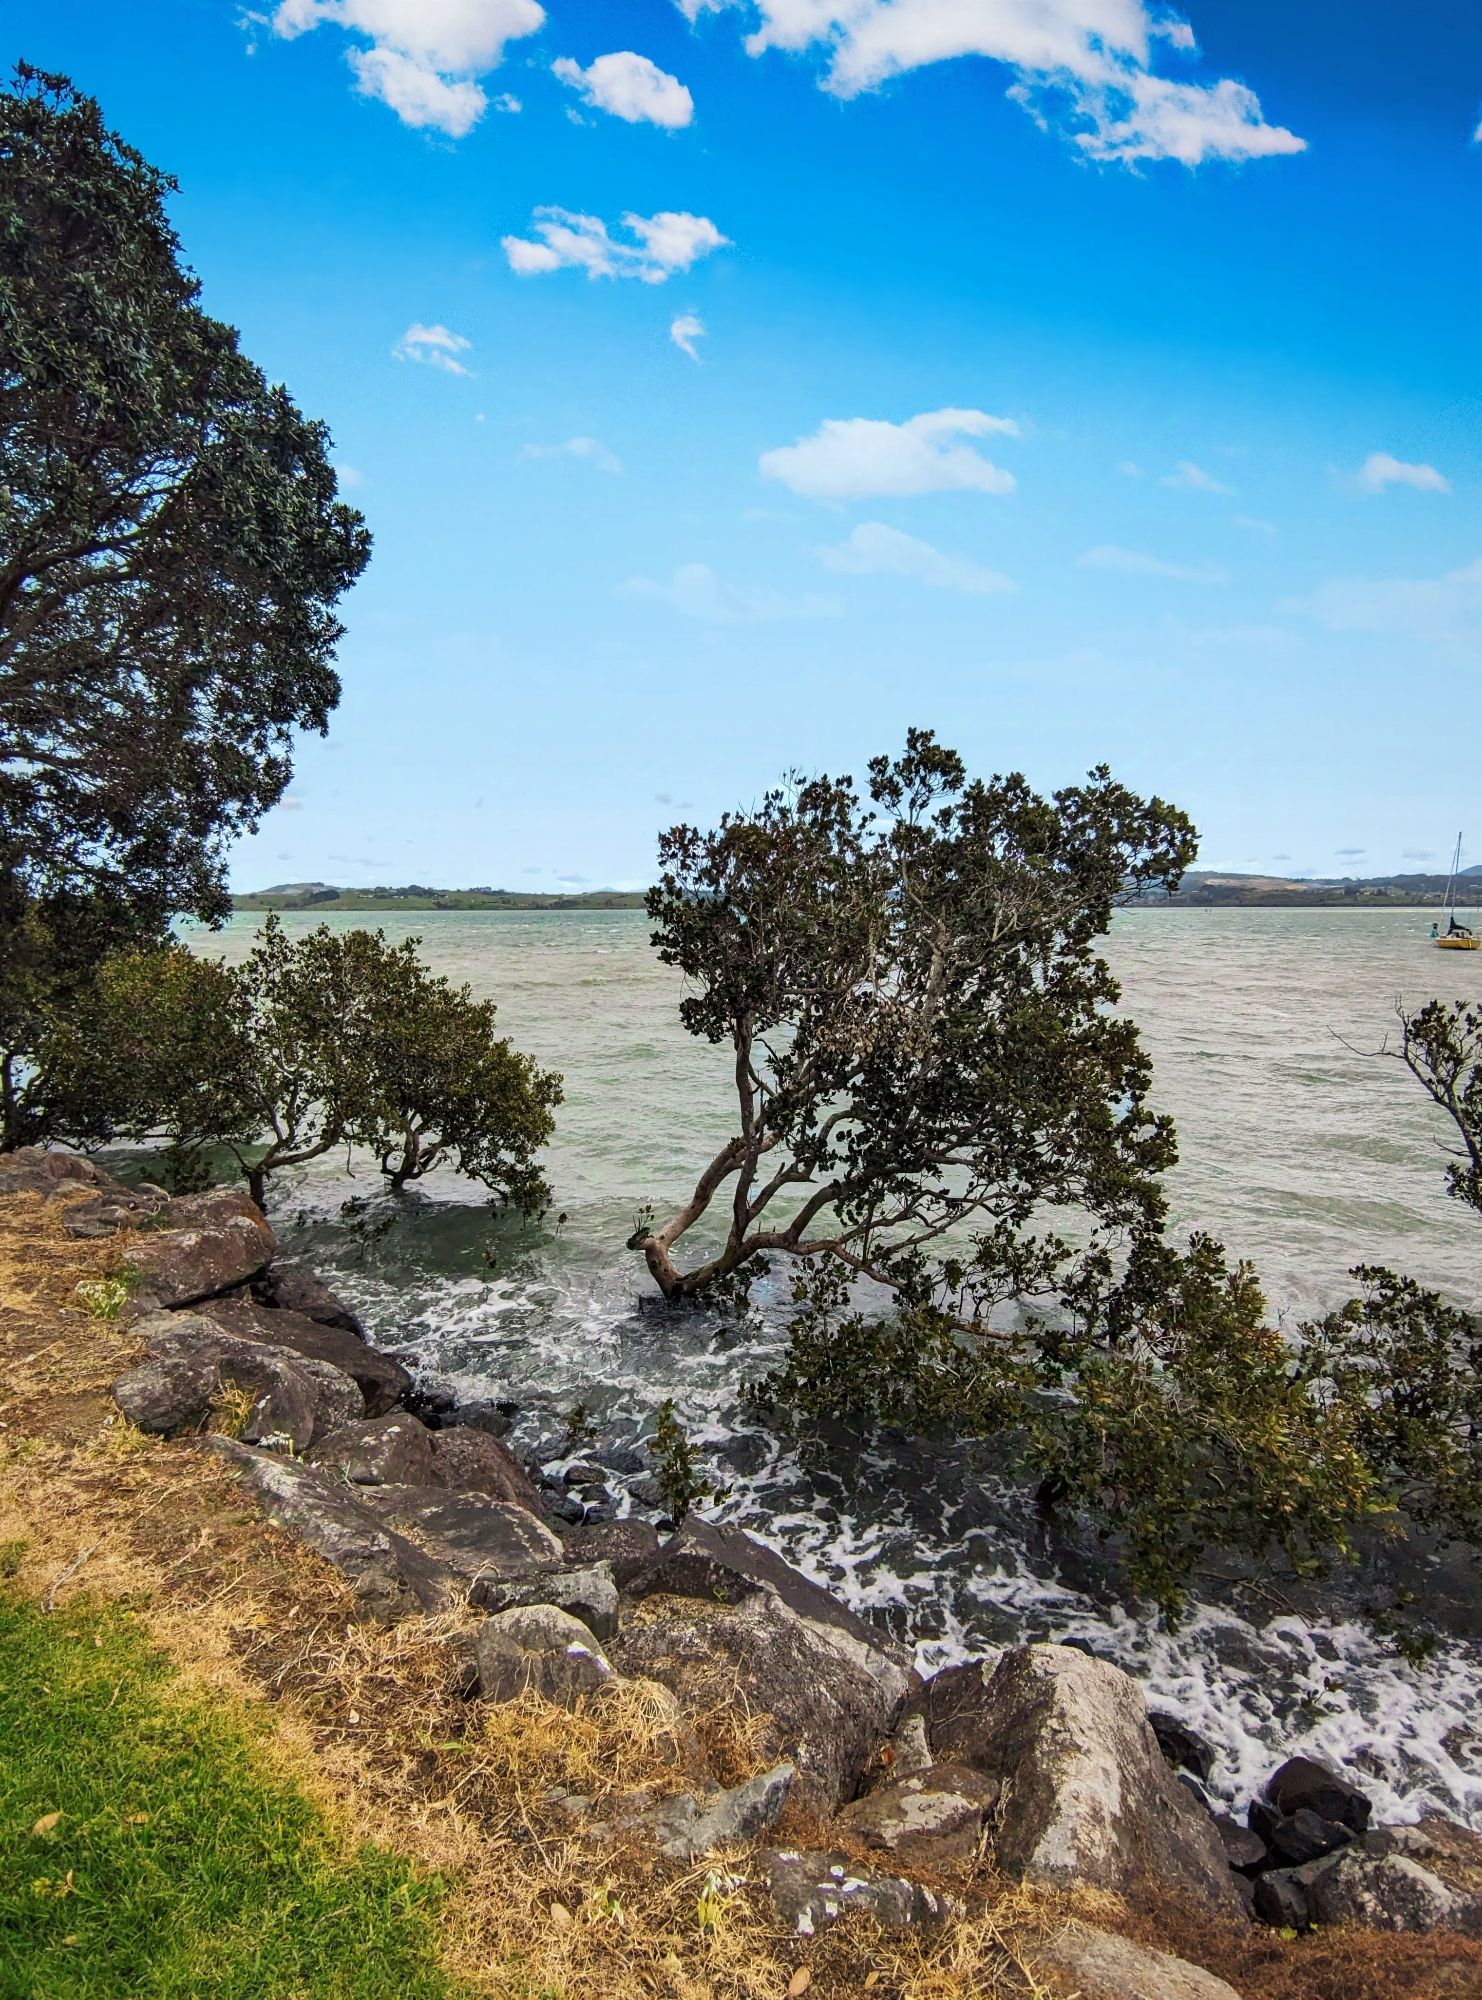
left=1435, top=936, right=1481, bottom=950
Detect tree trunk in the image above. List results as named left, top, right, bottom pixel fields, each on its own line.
left=246, top=1164, right=266, bottom=1212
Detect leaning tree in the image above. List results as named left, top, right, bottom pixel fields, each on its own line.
left=628, top=729, right=1198, bottom=1302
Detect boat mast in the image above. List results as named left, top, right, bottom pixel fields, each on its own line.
left=1445, top=831, right=1463, bottom=931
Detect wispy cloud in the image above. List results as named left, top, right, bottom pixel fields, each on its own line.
left=1290, top=555, right=1482, bottom=654
left=1160, top=458, right=1235, bottom=495
left=760, top=409, right=1019, bottom=503
left=1078, top=544, right=1228, bottom=583
left=670, top=311, right=706, bottom=362
left=503, top=208, right=729, bottom=283
left=815, top=521, right=1014, bottom=594
left=519, top=436, right=624, bottom=474
left=392, top=322, right=474, bottom=374
left=680, top=0, right=1304, bottom=167
left=623, top=562, right=842, bottom=623
left=1354, top=452, right=1452, bottom=496
left=552, top=50, right=693, bottom=126
left=1233, top=514, right=1276, bottom=534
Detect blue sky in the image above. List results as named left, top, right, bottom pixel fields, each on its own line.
left=10, top=0, right=1480, bottom=888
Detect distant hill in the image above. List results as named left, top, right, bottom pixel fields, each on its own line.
left=233, top=869, right=1480, bottom=915
left=232, top=882, right=646, bottom=912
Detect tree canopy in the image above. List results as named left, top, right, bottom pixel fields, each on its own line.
left=41, top=919, right=563, bottom=1211
left=0, top=63, right=369, bottom=926
left=630, top=730, right=1197, bottom=1301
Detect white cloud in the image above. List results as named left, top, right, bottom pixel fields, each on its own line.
left=760, top=409, right=1019, bottom=503
left=268, top=0, right=544, bottom=136
left=815, top=521, right=1014, bottom=594
left=1354, top=452, right=1452, bottom=496
left=392, top=321, right=474, bottom=374
left=624, top=562, right=843, bottom=623
left=681, top=1, right=1304, bottom=167
left=1233, top=514, right=1276, bottom=534
left=1118, top=459, right=1143, bottom=478
left=519, top=436, right=624, bottom=474
left=1292, top=556, right=1482, bottom=653
left=1160, top=458, right=1234, bottom=494
left=333, top=462, right=365, bottom=488
left=1078, top=544, right=1228, bottom=583
left=552, top=50, right=694, bottom=126
left=502, top=208, right=729, bottom=283
left=670, top=311, right=707, bottom=361
left=493, top=91, right=522, bottom=112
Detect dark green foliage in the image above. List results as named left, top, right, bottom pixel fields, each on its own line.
left=0, top=1587, right=462, bottom=1998
left=652, top=1400, right=713, bottom=1525
left=0, top=64, right=369, bottom=925
left=631, top=730, right=1196, bottom=1300
left=1391, top=999, right=1482, bottom=1217
left=41, top=916, right=562, bottom=1209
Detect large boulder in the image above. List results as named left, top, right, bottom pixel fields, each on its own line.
left=1309, top=1849, right=1482, bottom=1935
left=114, top=1312, right=360, bottom=1451
left=473, top=1604, right=616, bottom=1706
left=612, top=1587, right=911, bottom=1810
left=561, top=1518, right=661, bottom=1591
left=427, top=1425, right=544, bottom=1510
left=1369, top=1813, right=1482, bottom=1897
left=209, top=1442, right=450, bottom=1618
left=835, top=1764, right=999, bottom=1867
left=1260, top=1755, right=1371, bottom=1836
left=121, top=1188, right=275, bottom=1305
left=307, top=1414, right=439, bottom=1487
left=936, top=1645, right=1241, bottom=1914
left=759, top=1848, right=955, bottom=1936
left=1033, top=1926, right=1243, bottom=2000
left=251, top=1263, right=364, bottom=1335
left=480, top=1562, right=619, bottom=1641
left=359, top=1487, right=564, bottom=1608
left=194, top=1297, right=409, bottom=1415
left=0, top=1147, right=130, bottom=1198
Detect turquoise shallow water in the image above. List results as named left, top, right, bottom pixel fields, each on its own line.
left=195, top=903, right=1482, bottom=1824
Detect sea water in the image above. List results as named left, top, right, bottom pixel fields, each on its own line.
left=201, top=905, right=1482, bottom=1825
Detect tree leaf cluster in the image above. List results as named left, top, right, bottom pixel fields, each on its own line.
left=38, top=916, right=563, bottom=1210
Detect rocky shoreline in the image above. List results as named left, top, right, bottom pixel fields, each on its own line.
left=7, top=1143, right=1482, bottom=1997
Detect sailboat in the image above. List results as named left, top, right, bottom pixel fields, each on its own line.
left=1435, top=832, right=1481, bottom=951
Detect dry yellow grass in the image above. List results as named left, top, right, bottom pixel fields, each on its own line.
left=3, top=1181, right=1479, bottom=2000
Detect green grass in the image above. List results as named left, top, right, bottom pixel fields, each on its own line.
left=0, top=1589, right=470, bottom=1999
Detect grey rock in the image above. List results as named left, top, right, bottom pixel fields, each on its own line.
left=1253, top=1868, right=1313, bottom=1932
left=115, top=1312, right=360, bottom=1449
left=1214, top=1813, right=1267, bottom=1872
left=634, top=1518, right=914, bottom=1694
left=0, top=1146, right=130, bottom=1198
left=120, top=1188, right=276, bottom=1305
left=958, top=1645, right=1241, bottom=1914
left=595, top=1442, right=648, bottom=1477
left=1263, top=1755, right=1371, bottom=1836
left=836, top=1763, right=998, bottom=1866
left=639, top=1763, right=795, bottom=1861
left=474, top=1604, right=615, bottom=1706
left=195, top=1297, right=409, bottom=1415
left=1034, top=1926, right=1244, bottom=2000
left=307, top=1414, right=438, bottom=1486
left=563, top=1462, right=605, bottom=1488
left=759, top=1848, right=955, bottom=1936
left=428, top=1425, right=544, bottom=1509
left=612, top=1583, right=914, bottom=1810
left=479, top=1562, right=620, bottom=1641
left=561, top=1518, right=660, bottom=1591
left=251, top=1263, right=364, bottom=1334
left=1310, top=1849, right=1479, bottom=1934
left=1367, top=1813, right=1482, bottom=1897
left=360, top=1488, right=563, bottom=1607
left=1149, top=1710, right=1217, bottom=1784
left=1266, top=1805, right=1355, bottom=1867
left=209, top=1441, right=447, bottom=1618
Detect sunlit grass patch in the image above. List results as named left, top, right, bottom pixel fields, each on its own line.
left=0, top=1587, right=466, bottom=1999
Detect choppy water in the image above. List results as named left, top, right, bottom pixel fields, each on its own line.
left=200, top=905, right=1482, bottom=1825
